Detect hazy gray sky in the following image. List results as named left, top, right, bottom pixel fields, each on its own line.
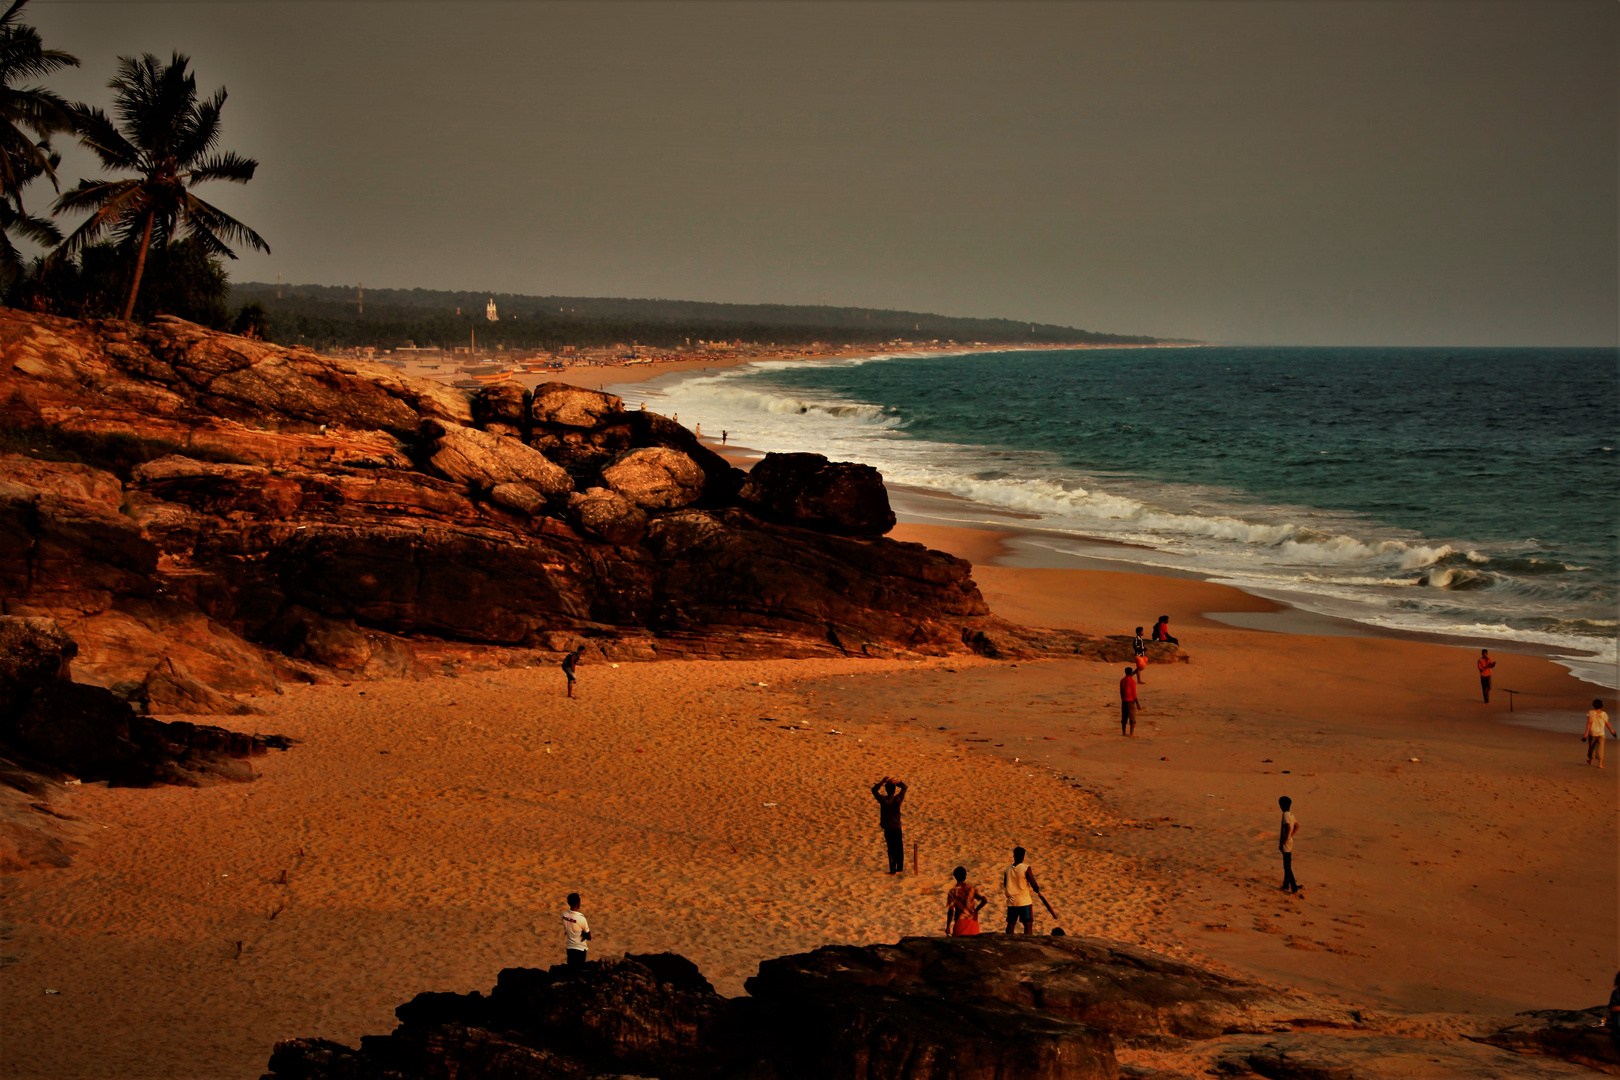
left=33, top=1, right=1617, bottom=345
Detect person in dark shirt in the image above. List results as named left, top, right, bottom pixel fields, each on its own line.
left=561, top=646, right=584, bottom=698
left=1133, top=626, right=1148, bottom=683
left=871, top=776, right=908, bottom=874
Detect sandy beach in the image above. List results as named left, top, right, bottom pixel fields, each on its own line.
left=2, top=521, right=1614, bottom=1079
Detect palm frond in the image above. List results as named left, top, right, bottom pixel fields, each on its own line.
left=186, top=150, right=256, bottom=186
left=67, top=105, right=140, bottom=170
left=0, top=196, right=59, bottom=246
left=174, top=85, right=223, bottom=163
left=180, top=191, right=269, bottom=256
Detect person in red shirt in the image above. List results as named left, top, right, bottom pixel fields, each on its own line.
left=1477, top=649, right=1496, bottom=703
left=1119, top=666, right=1140, bottom=736
left=1152, top=616, right=1179, bottom=645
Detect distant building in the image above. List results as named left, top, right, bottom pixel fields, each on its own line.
left=486, top=298, right=498, bottom=322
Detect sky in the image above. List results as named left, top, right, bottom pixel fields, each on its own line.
left=30, top=0, right=1618, bottom=346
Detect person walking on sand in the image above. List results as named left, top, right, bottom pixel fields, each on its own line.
left=721, top=430, right=728, bottom=445
left=1585, top=699, right=1613, bottom=768
left=1278, top=796, right=1300, bottom=894
left=1133, top=627, right=1148, bottom=683
left=871, top=776, right=907, bottom=874
left=562, top=892, right=591, bottom=967
left=1002, top=847, right=1046, bottom=933
left=561, top=646, right=584, bottom=698
left=945, top=866, right=988, bottom=936
left=1477, top=649, right=1496, bottom=703
left=1152, top=616, right=1179, bottom=646
left=1119, top=666, right=1140, bottom=737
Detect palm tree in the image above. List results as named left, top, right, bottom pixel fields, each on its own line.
left=54, top=52, right=268, bottom=320
left=0, top=0, right=76, bottom=280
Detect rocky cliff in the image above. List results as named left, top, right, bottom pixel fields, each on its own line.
left=261, top=935, right=1614, bottom=1080
left=0, top=310, right=1167, bottom=710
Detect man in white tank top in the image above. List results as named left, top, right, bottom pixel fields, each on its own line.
left=1002, top=846, right=1043, bottom=934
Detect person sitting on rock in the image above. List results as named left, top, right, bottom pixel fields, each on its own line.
left=1151, top=616, right=1178, bottom=645
left=945, top=866, right=987, bottom=936
left=561, top=646, right=584, bottom=698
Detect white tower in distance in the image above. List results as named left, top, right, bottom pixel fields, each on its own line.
left=486, top=298, right=498, bottom=321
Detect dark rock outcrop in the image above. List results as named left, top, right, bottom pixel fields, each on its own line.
left=0, top=616, right=293, bottom=869
left=739, top=451, right=898, bottom=536
left=1477, top=1007, right=1620, bottom=1073
left=263, top=934, right=1595, bottom=1080
left=0, top=616, right=290, bottom=787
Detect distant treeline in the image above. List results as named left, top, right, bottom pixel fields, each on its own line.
left=228, top=282, right=1160, bottom=351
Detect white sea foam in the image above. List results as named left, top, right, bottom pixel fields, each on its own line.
left=620, top=363, right=1618, bottom=687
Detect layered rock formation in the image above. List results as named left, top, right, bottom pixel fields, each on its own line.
left=0, top=310, right=1170, bottom=717
left=0, top=616, right=291, bottom=869
left=262, top=935, right=1609, bottom=1080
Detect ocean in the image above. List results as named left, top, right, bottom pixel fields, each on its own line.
left=621, top=346, right=1618, bottom=685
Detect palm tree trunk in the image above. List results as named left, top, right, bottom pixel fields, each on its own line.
left=120, top=211, right=155, bottom=321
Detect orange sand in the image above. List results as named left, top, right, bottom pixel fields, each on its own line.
left=2, top=525, right=1614, bottom=1079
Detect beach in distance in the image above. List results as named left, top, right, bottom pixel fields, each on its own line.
left=4, top=511, right=1612, bottom=1079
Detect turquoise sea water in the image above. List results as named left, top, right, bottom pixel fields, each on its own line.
left=631, top=346, right=1619, bottom=682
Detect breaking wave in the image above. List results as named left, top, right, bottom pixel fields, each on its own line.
left=620, top=359, right=1617, bottom=686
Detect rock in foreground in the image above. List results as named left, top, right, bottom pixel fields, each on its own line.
left=262, top=935, right=1607, bottom=1080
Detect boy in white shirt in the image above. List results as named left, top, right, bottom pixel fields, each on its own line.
left=562, top=892, right=591, bottom=966
left=1585, top=700, right=1613, bottom=768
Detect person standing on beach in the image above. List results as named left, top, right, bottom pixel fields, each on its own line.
left=1152, top=616, right=1179, bottom=645
left=1119, top=666, right=1140, bottom=736
left=721, top=430, right=728, bottom=445
left=1585, top=699, right=1613, bottom=768
left=1002, top=847, right=1044, bottom=933
left=1477, top=649, right=1495, bottom=703
left=1133, top=627, right=1147, bottom=683
left=1278, top=796, right=1300, bottom=894
left=561, top=646, right=584, bottom=698
left=562, top=892, right=591, bottom=967
left=871, top=776, right=907, bottom=874
left=945, top=866, right=988, bottom=936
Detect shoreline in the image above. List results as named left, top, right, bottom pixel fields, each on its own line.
left=633, top=359, right=1616, bottom=688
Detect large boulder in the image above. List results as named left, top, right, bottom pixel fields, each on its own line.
left=627, top=409, right=747, bottom=505
left=472, top=382, right=529, bottom=436
left=600, top=446, right=706, bottom=511
left=567, top=486, right=649, bottom=546
left=529, top=383, right=624, bottom=429
left=427, top=422, right=573, bottom=498
left=739, top=451, right=897, bottom=535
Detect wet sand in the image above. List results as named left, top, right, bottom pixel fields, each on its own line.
left=1, top=526, right=1613, bottom=1079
